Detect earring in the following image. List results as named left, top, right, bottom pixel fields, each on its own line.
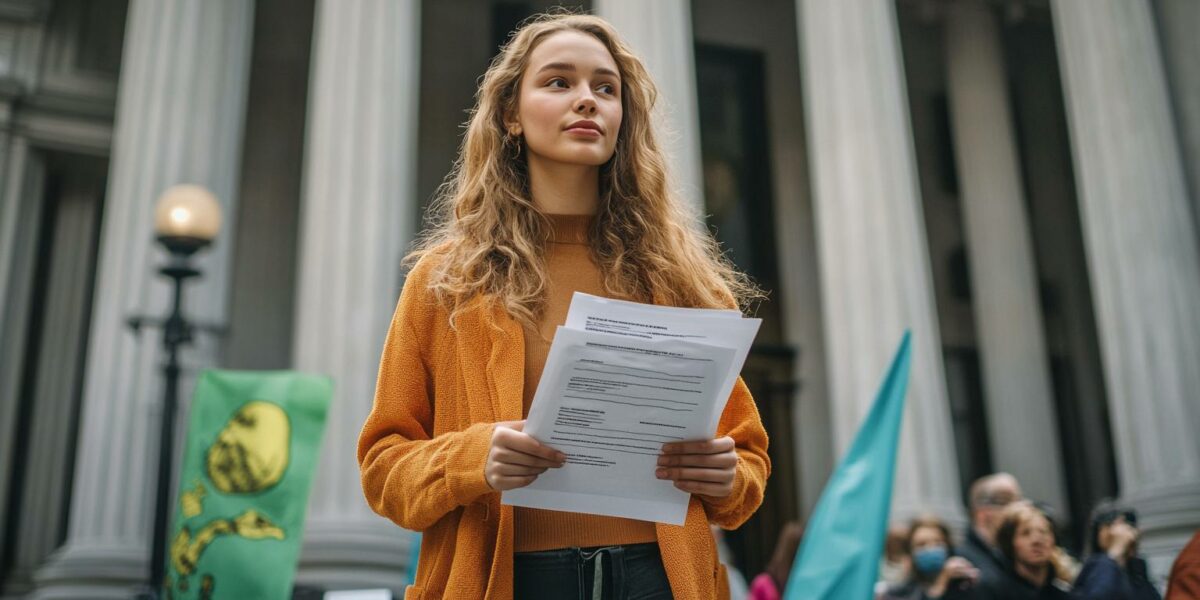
left=509, top=134, right=523, bottom=159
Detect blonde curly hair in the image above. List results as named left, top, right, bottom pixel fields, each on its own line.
left=406, top=10, right=762, bottom=328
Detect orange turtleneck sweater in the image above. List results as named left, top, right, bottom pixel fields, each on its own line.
left=513, top=213, right=659, bottom=552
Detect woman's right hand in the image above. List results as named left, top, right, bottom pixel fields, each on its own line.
left=1106, top=519, right=1139, bottom=565
left=485, top=420, right=567, bottom=491
left=929, top=557, right=979, bottom=597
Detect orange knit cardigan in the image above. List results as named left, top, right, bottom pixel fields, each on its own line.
left=357, top=254, right=771, bottom=599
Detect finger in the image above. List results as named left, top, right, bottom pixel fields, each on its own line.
left=493, top=474, right=539, bottom=490
left=493, top=448, right=565, bottom=469
left=661, top=436, right=735, bottom=455
left=672, top=479, right=732, bottom=497
left=656, top=466, right=734, bottom=484
left=657, top=452, right=738, bottom=469
left=494, top=464, right=549, bottom=477
left=495, top=428, right=566, bottom=462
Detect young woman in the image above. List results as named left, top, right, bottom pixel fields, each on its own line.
left=357, top=12, right=771, bottom=600
left=1072, top=506, right=1161, bottom=600
left=879, top=516, right=979, bottom=600
left=980, top=502, right=1074, bottom=599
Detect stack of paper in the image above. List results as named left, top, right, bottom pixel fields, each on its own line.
left=502, top=292, right=761, bottom=525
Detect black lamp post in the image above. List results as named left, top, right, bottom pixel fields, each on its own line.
left=128, top=184, right=222, bottom=599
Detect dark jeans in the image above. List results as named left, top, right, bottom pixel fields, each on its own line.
left=513, top=542, right=674, bottom=600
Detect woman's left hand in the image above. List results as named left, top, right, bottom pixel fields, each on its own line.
left=656, top=436, right=739, bottom=498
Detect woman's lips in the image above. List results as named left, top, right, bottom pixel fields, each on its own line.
left=565, top=127, right=602, bottom=137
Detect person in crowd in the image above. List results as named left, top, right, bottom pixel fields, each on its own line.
left=959, top=473, right=1024, bottom=586
left=880, top=523, right=915, bottom=590
left=1072, top=504, right=1161, bottom=599
left=749, top=521, right=806, bottom=600
left=1167, top=529, right=1200, bottom=600
left=356, top=11, right=771, bottom=600
left=979, top=501, right=1073, bottom=599
left=880, top=515, right=980, bottom=600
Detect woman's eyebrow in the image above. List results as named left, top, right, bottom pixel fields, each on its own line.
left=535, top=62, right=620, bottom=79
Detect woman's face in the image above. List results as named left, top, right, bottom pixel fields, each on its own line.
left=1013, top=514, right=1054, bottom=567
left=1096, top=515, right=1128, bottom=551
left=508, top=30, right=623, bottom=168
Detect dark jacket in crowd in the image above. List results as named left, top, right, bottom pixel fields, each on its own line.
left=975, top=569, right=1072, bottom=600
left=1072, top=554, right=1161, bottom=600
left=958, top=529, right=1009, bottom=586
left=881, top=579, right=978, bottom=600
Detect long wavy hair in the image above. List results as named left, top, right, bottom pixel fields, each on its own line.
left=995, top=501, right=1076, bottom=585
left=407, top=10, right=762, bottom=328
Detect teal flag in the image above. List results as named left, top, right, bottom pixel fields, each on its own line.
left=784, top=332, right=912, bottom=600
left=164, top=370, right=332, bottom=600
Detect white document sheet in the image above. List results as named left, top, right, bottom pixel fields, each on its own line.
left=564, top=292, right=761, bottom=433
left=501, top=294, right=761, bottom=525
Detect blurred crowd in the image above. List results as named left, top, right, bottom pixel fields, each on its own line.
left=717, top=473, right=1200, bottom=600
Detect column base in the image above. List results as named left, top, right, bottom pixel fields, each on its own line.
left=1125, top=482, right=1200, bottom=584
left=294, top=518, right=413, bottom=594
left=30, top=542, right=147, bottom=600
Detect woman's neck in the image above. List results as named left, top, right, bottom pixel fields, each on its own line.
left=527, top=154, right=600, bottom=215
left=1015, top=561, right=1050, bottom=588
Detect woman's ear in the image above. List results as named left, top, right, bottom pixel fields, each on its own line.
left=502, top=109, right=522, bottom=137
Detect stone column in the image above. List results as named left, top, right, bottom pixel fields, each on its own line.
left=290, top=0, right=420, bottom=593
left=1051, top=0, right=1200, bottom=574
left=796, top=0, right=964, bottom=522
left=944, top=2, right=1068, bottom=514
left=32, top=1, right=254, bottom=598
left=593, top=0, right=706, bottom=215
left=1154, top=0, right=1200, bottom=230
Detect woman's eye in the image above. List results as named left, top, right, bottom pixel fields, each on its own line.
left=599, top=84, right=615, bottom=95
left=548, top=78, right=568, bottom=88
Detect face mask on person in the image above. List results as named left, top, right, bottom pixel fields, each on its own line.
left=913, top=546, right=948, bottom=575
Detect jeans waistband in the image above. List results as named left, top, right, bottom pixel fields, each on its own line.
left=514, top=542, right=659, bottom=566
left=514, top=542, right=661, bottom=600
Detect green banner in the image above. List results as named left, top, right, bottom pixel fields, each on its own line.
left=164, top=370, right=332, bottom=600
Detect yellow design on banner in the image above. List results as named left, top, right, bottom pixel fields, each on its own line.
left=206, top=401, right=291, bottom=494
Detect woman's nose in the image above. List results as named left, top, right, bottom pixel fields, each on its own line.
left=576, top=93, right=597, bottom=113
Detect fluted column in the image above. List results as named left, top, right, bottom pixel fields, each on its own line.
left=944, top=2, right=1068, bottom=514
left=32, top=1, right=254, bottom=598
left=1052, top=0, right=1200, bottom=572
left=1155, top=0, right=1200, bottom=229
left=593, top=0, right=706, bottom=215
left=290, top=0, right=420, bottom=593
left=796, top=0, right=964, bottom=522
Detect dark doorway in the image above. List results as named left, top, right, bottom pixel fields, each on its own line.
left=695, top=42, right=799, bottom=580
left=0, top=152, right=107, bottom=595
left=1004, top=13, right=1116, bottom=553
